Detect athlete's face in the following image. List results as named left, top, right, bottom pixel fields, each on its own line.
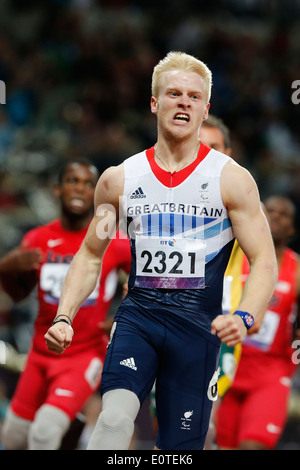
left=56, top=163, right=98, bottom=217
left=151, top=70, right=210, bottom=142
left=264, top=196, right=295, bottom=245
left=198, top=125, right=231, bottom=156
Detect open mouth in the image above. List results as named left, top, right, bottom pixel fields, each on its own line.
left=70, top=198, right=85, bottom=208
left=174, top=113, right=190, bottom=123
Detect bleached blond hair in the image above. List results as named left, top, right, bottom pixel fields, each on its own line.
left=151, top=51, right=212, bottom=103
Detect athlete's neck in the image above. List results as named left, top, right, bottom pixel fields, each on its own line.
left=60, top=212, right=91, bottom=232
left=274, top=243, right=286, bottom=268
left=155, top=137, right=200, bottom=173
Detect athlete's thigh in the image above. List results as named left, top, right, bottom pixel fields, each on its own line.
left=46, top=350, right=104, bottom=421
left=10, top=351, right=47, bottom=421
left=101, top=308, right=159, bottom=404
left=215, top=388, right=242, bottom=449
left=155, top=322, right=220, bottom=450
left=239, top=377, right=292, bottom=449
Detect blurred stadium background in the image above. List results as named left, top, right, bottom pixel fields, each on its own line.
left=0, top=0, right=299, bottom=449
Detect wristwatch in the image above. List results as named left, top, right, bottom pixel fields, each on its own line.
left=233, top=310, right=255, bottom=329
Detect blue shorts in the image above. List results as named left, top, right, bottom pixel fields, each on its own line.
left=101, top=288, right=221, bottom=450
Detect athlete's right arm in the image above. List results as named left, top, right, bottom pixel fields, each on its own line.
left=45, top=164, right=124, bottom=354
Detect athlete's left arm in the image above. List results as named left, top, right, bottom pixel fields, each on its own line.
left=211, top=161, right=278, bottom=346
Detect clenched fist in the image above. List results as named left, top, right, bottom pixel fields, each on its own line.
left=44, top=321, right=74, bottom=354
left=211, top=314, right=247, bottom=347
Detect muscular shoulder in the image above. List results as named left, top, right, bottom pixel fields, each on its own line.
left=221, top=160, right=259, bottom=210
left=95, top=164, right=124, bottom=207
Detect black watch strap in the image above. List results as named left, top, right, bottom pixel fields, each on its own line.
left=52, top=318, right=72, bottom=326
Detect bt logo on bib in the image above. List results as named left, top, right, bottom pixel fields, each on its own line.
left=159, top=239, right=176, bottom=246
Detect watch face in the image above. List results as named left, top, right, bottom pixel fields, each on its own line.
left=244, top=313, right=254, bottom=328
left=235, top=311, right=254, bottom=329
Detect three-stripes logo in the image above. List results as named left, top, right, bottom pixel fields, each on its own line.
left=120, top=357, right=137, bottom=371
left=130, top=187, right=146, bottom=199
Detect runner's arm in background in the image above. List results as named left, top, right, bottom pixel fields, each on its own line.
left=0, top=244, right=41, bottom=301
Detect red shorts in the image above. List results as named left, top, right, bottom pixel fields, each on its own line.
left=215, top=354, right=294, bottom=449
left=10, top=346, right=106, bottom=421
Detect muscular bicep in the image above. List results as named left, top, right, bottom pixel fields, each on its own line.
left=232, top=206, right=270, bottom=265
left=222, top=163, right=273, bottom=266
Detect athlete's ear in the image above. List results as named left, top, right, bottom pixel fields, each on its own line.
left=203, top=103, right=210, bottom=121
left=151, top=96, right=158, bottom=115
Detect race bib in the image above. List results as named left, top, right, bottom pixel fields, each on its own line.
left=243, top=310, right=280, bottom=350
left=40, top=263, right=99, bottom=305
left=135, top=236, right=206, bottom=289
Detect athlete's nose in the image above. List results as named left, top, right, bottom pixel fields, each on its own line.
left=178, top=94, right=191, bottom=108
left=74, top=180, right=87, bottom=194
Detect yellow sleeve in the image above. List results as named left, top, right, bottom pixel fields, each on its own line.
left=224, top=240, right=245, bottom=314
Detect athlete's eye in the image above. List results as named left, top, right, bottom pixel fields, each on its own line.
left=66, top=177, right=77, bottom=184
left=168, top=91, right=179, bottom=97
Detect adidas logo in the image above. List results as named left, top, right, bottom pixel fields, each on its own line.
left=130, top=187, right=146, bottom=199
left=120, top=357, right=137, bottom=370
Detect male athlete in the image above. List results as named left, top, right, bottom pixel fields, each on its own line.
left=216, top=195, right=300, bottom=450
left=45, top=52, right=277, bottom=450
left=0, top=160, right=131, bottom=449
